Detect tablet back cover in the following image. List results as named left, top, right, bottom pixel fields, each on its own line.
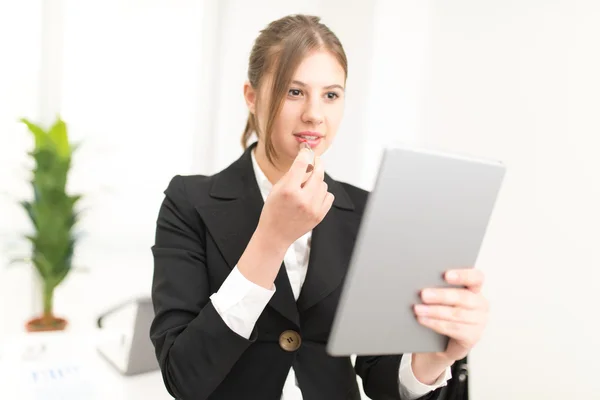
left=327, top=146, right=505, bottom=356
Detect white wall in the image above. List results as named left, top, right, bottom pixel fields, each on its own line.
left=0, top=0, right=43, bottom=336
left=423, top=1, right=600, bottom=398
left=0, top=0, right=206, bottom=334
left=361, top=0, right=433, bottom=190
left=57, top=0, right=207, bottom=329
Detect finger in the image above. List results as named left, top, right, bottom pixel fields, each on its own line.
left=413, top=305, right=484, bottom=325
left=416, top=317, right=478, bottom=343
left=312, top=181, right=328, bottom=203
left=421, top=288, right=488, bottom=311
left=300, top=168, right=314, bottom=189
left=319, top=191, right=335, bottom=217
left=300, top=153, right=319, bottom=188
left=286, top=148, right=314, bottom=186
left=303, top=156, right=325, bottom=192
left=445, top=269, right=485, bottom=292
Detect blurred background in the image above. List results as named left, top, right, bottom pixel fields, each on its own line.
left=1, top=0, right=599, bottom=399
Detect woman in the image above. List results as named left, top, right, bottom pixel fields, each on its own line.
left=150, top=14, right=488, bottom=400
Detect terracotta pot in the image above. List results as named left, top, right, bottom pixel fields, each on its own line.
left=25, top=316, right=68, bottom=333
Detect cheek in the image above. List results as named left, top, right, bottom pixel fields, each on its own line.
left=326, top=104, right=344, bottom=134
left=273, top=103, right=301, bottom=136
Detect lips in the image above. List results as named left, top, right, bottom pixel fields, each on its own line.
left=294, top=131, right=323, bottom=140
left=294, top=132, right=323, bottom=149
left=295, top=134, right=320, bottom=140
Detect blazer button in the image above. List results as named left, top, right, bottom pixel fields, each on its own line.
left=279, top=330, right=302, bottom=352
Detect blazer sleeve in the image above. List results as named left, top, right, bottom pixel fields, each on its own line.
left=355, top=355, right=444, bottom=400
left=150, top=175, right=258, bottom=400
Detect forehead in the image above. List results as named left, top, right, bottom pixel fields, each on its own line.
left=292, top=50, right=346, bottom=87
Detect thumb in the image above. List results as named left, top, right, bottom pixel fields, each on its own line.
left=285, top=147, right=314, bottom=185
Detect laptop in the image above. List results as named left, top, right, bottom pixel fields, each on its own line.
left=327, top=145, right=505, bottom=356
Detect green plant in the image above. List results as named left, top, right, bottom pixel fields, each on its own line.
left=19, top=116, right=81, bottom=330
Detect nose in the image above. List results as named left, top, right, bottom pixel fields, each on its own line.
left=301, top=98, right=324, bottom=126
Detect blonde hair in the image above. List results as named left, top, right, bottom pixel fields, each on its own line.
left=241, top=14, right=348, bottom=164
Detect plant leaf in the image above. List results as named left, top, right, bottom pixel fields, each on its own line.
left=20, top=118, right=48, bottom=149
left=48, top=118, right=70, bottom=160
left=20, top=200, right=38, bottom=229
left=49, top=263, right=72, bottom=288
left=69, top=194, right=83, bottom=206
left=29, top=244, right=52, bottom=280
left=71, top=140, right=82, bottom=153
left=7, top=257, right=32, bottom=267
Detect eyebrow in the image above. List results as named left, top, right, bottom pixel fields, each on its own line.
left=291, top=80, right=345, bottom=92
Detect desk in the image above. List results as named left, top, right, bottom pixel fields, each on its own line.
left=0, top=331, right=173, bottom=400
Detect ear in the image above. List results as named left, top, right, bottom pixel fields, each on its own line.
left=243, top=81, right=257, bottom=114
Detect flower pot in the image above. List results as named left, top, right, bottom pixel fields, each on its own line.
left=25, top=316, right=68, bottom=333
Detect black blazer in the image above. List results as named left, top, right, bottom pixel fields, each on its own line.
left=150, top=143, right=445, bottom=400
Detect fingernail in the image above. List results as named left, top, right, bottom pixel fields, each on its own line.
left=414, top=304, right=428, bottom=315
left=446, top=271, right=458, bottom=282
left=300, top=142, right=311, bottom=151
left=422, top=290, right=436, bottom=300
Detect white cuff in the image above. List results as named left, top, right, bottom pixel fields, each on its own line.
left=398, top=353, right=452, bottom=399
left=210, top=266, right=275, bottom=339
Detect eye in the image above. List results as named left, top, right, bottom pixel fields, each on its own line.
left=288, top=88, right=303, bottom=97
left=326, top=92, right=340, bottom=100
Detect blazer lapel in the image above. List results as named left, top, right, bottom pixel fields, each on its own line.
left=194, top=144, right=300, bottom=327
left=297, top=174, right=356, bottom=312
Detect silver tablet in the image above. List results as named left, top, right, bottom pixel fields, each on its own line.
left=327, top=145, right=505, bottom=356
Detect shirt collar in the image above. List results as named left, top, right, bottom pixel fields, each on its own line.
left=250, top=148, right=273, bottom=201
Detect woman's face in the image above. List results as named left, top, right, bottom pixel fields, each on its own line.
left=247, top=49, right=346, bottom=169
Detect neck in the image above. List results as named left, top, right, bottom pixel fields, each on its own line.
left=254, top=142, right=290, bottom=184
